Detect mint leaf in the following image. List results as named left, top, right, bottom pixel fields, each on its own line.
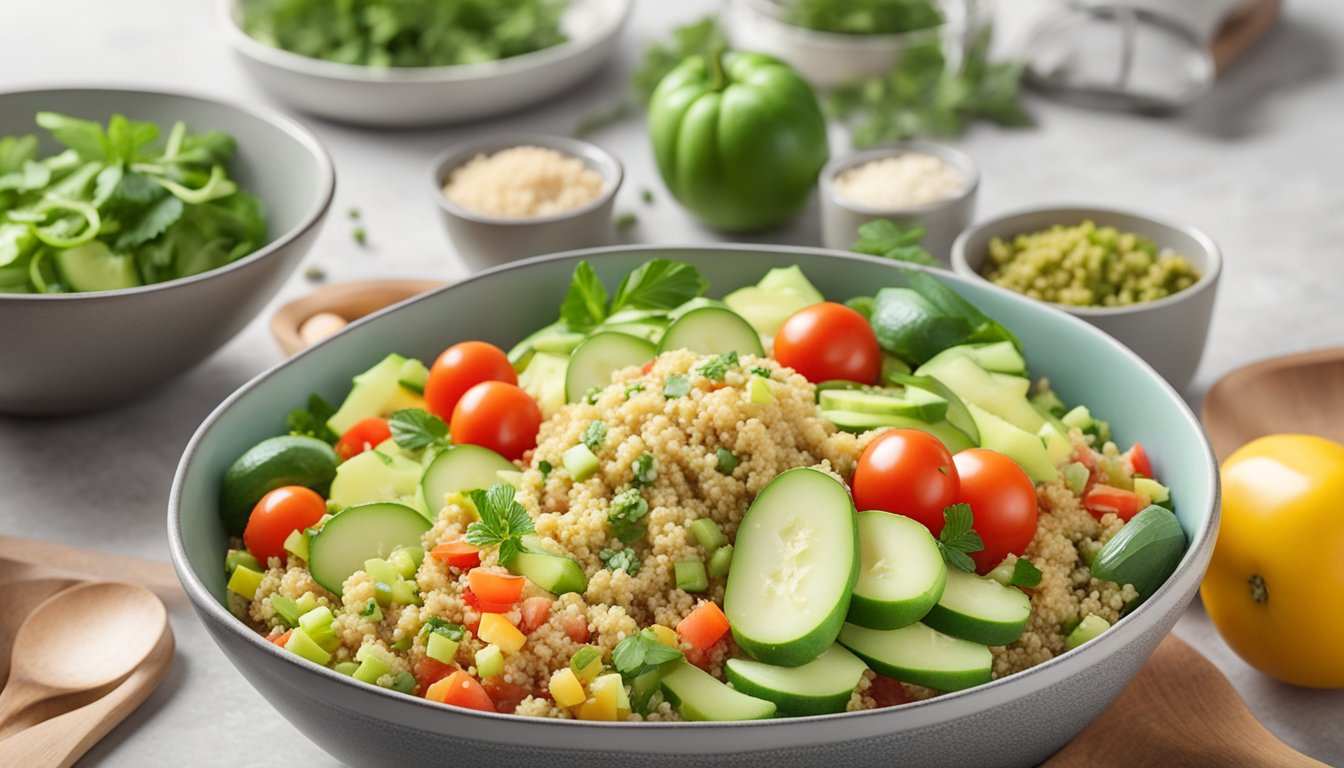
left=388, top=408, right=449, bottom=451
left=610, top=259, right=707, bottom=313
left=114, top=193, right=183, bottom=250
left=695, top=351, right=738, bottom=382
left=1008, top=557, right=1042, bottom=589
left=937, top=503, right=984, bottom=573
left=287, top=393, right=339, bottom=444
left=560, top=260, right=608, bottom=331
left=465, top=483, right=535, bottom=564
left=851, top=220, right=936, bottom=266
left=420, top=616, right=465, bottom=641
left=612, top=628, right=683, bottom=678
left=581, top=420, right=608, bottom=454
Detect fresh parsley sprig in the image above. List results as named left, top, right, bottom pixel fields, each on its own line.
left=851, top=220, right=936, bottom=266
left=1007, top=557, right=1042, bottom=589
left=696, top=350, right=739, bottom=381
left=388, top=408, right=450, bottom=452
left=465, top=483, right=536, bottom=565
left=632, top=452, right=657, bottom=487
left=937, top=503, right=984, bottom=573
left=599, top=547, right=642, bottom=575
left=559, top=259, right=707, bottom=332
left=287, top=393, right=339, bottom=444
left=608, top=488, right=650, bottom=544
left=612, top=628, right=684, bottom=678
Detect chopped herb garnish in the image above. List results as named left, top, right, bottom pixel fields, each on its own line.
left=388, top=408, right=450, bottom=451
left=465, top=483, right=536, bottom=565
left=608, top=488, right=650, bottom=544
left=615, top=212, right=638, bottom=230
left=611, top=628, right=683, bottom=678
left=610, top=259, right=708, bottom=315
left=696, top=350, right=739, bottom=381
left=584, top=386, right=603, bottom=405
left=599, top=547, right=642, bottom=575
left=560, top=260, right=610, bottom=332
left=936, top=503, right=984, bottom=573
left=749, top=366, right=771, bottom=378
left=1008, top=557, right=1043, bottom=589
left=287, top=393, right=339, bottom=444
left=352, top=226, right=367, bottom=246
left=420, top=616, right=465, bottom=641
left=539, top=460, right=553, bottom=480
left=640, top=188, right=654, bottom=205
left=624, top=382, right=645, bottom=398
left=581, top=420, right=608, bottom=453
left=714, top=448, right=739, bottom=475
left=632, top=452, right=657, bottom=487
left=851, top=220, right=936, bottom=266
left=663, top=374, right=690, bottom=399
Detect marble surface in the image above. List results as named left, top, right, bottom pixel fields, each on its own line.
left=1, top=0, right=1342, bottom=764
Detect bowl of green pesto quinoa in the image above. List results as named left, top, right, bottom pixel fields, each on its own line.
left=951, top=206, right=1221, bottom=391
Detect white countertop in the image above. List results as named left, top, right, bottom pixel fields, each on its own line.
left=2, top=0, right=1342, bottom=764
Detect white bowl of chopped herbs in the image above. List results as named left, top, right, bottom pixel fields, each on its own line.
left=219, top=0, right=632, bottom=127
left=0, top=87, right=333, bottom=415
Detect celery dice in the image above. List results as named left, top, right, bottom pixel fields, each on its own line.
left=426, top=630, right=459, bottom=665
left=364, top=558, right=400, bottom=586
left=227, top=565, right=264, bottom=600
left=563, top=444, right=599, bottom=481
left=282, top=529, right=309, bottom=561
left=675, top=560, right=708, bottom=593
left=225, top=548, right=261, bottom=575
left=708, top=544, right=733, bottom=579
left=476, top=644, right=504, bottom=678
left=389, top=578, right=420, bottom=606
left=284, top=627, right=332, bottom=666
left=690, top=518, right=727, bottom=551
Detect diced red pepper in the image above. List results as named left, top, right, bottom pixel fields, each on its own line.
left=518, top=596, right=553, bottom=634
left=1084, top=484, right=1143, bottom=522
left=676, top=601, right=730, bottom=651
left=561, top=613, right=590, bottom=644
left=1127, top=443, right=1153, bottom=478
left=430, top=540, right=481, bottom=570
left=869, top=675, right=911, bottom=708
left=413, top=656, right=457, bottom=695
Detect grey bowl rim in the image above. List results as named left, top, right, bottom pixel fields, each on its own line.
left=168, top=242, right=1219, bottom=732
left=427, top=134, right=624, bottom=226
left=819, top=140, right=980, bottom=216
left=0, top=84, right=336, bottom=303
left=949, top=204, right=1223, bottom=318
left=217, top=0, right=633, bottom=84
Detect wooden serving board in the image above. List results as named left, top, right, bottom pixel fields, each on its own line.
left=1202, top=346, right=1344, bottom=461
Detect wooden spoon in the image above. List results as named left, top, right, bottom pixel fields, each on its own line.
left=0, top=619, right=173, bottom=768
left=0, top=578, right=79, bottom=692
left=0, top=582, right=166, bottom=739
left=1045, top=634, right=1326, bottom=766
left=1201, top=346, right=1344, bottom=461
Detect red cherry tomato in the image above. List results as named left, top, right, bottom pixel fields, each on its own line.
left=853, top=429, right=959, bottom=532
left=1127, top=442, right=1153, bottom=478
left=449, top=381, right=541, bottom=461
left=953, top=449, right=1038, bottom=573
left=1084, top=484, right=1143, bottom=522
left=424, top=341, right=516, bottom=420
left=334, top=417, right=392, bottom=461
left=773, top=302, right=881, bottom=384
left=243, top=486, right=327, bottom=563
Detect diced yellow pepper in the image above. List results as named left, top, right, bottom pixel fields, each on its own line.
left=548, top=667, right=587, bottom=708
left=594, top=672, right=632, bottom=718
left=477, top=612, right=526, bottom=654
left=649, top=624, right=679, bottom=648
left=576, top=673, right=620, bottom=721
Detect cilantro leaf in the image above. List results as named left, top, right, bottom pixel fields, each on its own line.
left=695, top=351, right=738, bottom=381
left=612, top=628, right=683, bottom=678
left=610, top=259, right=708, bottom=313
left=388, top=408, right=450, bottom=451
left=419, top=616, right=465, bottom=641
left=851, top=220, right=936, bottom=266
left=287, top=393, right=339, bottom=444
left=749, top=366, right=771, bottom=378
left=663, top=374, right=690, bottom=399
left=465, top=483, right=536, bottom=564
left=937, top=503, right=984, bottom=573
left=580, top=420, right=608, bottom=454
left=632, top=452, right=657, bottom=487
left=560, top=260, right=608, bottom=331
left=608, top=488, right=650, bottom=544
left=113, top=193, right=183, bottom=250
left=599, top=547, right=642, bottom=575
left=1008, top=557, right=1043, bottom=589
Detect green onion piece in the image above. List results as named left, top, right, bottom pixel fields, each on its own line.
left=476, top=644, right=505, bottom=678
left=225, top=548, right=261, bottom=575
left=708, top=544, right=733, bottom=579
left=714, top=448, right=739, bottom=475
left=563, top=443, right=600, bottom=481
left=426, top=630, right=460, bottom=665
left=675, top=560, right=709, bottom=593
left=689, top=518, right=727, bottom=551
left=269, top=594, right=302, bottom=628
left=226, top=565, right=264, bottom=600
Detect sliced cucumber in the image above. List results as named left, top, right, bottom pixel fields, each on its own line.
left=508, top=321, right=582, bottom=369
left=922, top=568, right=1031, bottom=646
left=308, top=503, right=431, bottom=595
left=725, top=644, right=868, bottom=716
left=818, top=388, right=948, bottom=424
left=967, top=403, right=1059, bottom=484
left=517, top=351, right=568, bottom=418
left=848, top=511, right=946, bottom=630
left=920, top=341, right=1027, bottom=376
left=54, top=241, right=142, bottom=292
left=564, top=332, right=656, bottom=403
left=328, top=354, right=427, bottom=436
left=918, top=355, right=1045, bottom=433
left=990, top=372, right=1031, bottom=399
left=822, top=411, right=976, bottom=454
left=1091, top=504, right=1184, bottom=601
left=421, top=445, right=515, bottom=517
left=659, top=660, right=776, bottom=721
left=508, top=549, right=588, bottom=595
left=220, top=435, right=339, bottom=535
left=1039, top=422, right=1073, bottom=467
left=657, top=306, right=765, bottom=357
left=725, top=468, right=858, bottom=666
left=889, top=373, right=980, bottom=445
left=329, top=443, right=426, bottom=514
left=838, top=622, right=992, bottom=692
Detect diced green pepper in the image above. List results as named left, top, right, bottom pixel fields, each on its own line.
left=225, top=549, right=262, bottom=575
left=284, top=627, right=332, bottom=666
left=675, top=560, right=708, bottom=592
left=690, top=518, right=727, bottom=551
left=426, top=630, right=459, bottom=665
left=708, top=544, right=733, bottom=579
left=476, top=644, right=505, bottom=678
left=227, top=565, right=264, bottom=600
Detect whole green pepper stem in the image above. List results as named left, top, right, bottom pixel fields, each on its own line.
left=707, top=44, right=728, bottom=92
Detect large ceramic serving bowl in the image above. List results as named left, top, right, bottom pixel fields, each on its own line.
left=219, top=0, right=632, bottom=127
left=0, top=88, right=333, bottom=415
left=169, top=245, right=1219, bottom=768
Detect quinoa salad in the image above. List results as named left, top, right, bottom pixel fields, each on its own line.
left=219, top=259, right=1184, bottom=721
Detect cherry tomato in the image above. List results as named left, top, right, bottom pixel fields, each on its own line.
left=449, top=381, right=541, bottom=461
left=334, top=417, right=392, bottom=461
left=773, top=302, right=881, bottom=384
left=424, top=341, right=516, bottom=420
left=868, top=675, right=911, bottom=708
left=1127, top=442, right=1153, bottom=478
left=412, top=656, right=456, bottom=695
left=243, top=486, right=327, bottom=563
left=518, top=596, right=553, bottom=634
left=1084, top=484, right=1143, bottom=522
left=953, top=449, right=1038, bottom=573
left=853, top=429, right=959, bottom=532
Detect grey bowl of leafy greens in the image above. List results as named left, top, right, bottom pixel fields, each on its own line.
left=0, top=88, right=334, bottom=416
left=219, top=0, right=632, bottom=127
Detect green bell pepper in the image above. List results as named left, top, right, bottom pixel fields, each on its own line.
left=648, top=51, right=829, bottom=233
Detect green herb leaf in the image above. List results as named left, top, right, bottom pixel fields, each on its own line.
left=714, top=448, right=739, bottom=476
left=663, top=374, right=690, bottom=399
left=388, top=408, right=450, bottom=451
left=1008, top=557, right=1042, bottom=589
left=624, top=382, right=645, bottom=398
left=869, top=272, right=1021, bottom=364
left=632, top=452, right=657, bottom=487
left=580, top=420, right=608, bottom=454
left=465, top=483, right=536, bottom=564
left=937, top=503, right=984, bottom=573
left=539, top=460, right=553, bottom=480
left=610, top=259, right=708, bottom=314
left=599, top=547, right=642, bottom=575
left=560, top=260, right=608, bottom=332
left=851, top=220, right=936, bottom=266
left=748, top=366, right=771, bottom=378
left=630, top=16, right=726, bottom=106
left=420, top=616, right=465, bottom=641
left=695, top=350, right=738, bottom=381
left=612, top=627, right=683, bottom=678
left=786, top=0, right=943, bottom=35
left=287, top=393, right=339, bottom=444
left=607, top=488, right=650, bottom=544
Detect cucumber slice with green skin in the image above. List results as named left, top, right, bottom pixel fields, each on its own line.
left=508, top=321, right=579, bottom=370
left=421, top=444, right=516, bottom=517
left=990, top=372, right=1031, bottom=399
left=659, top=660, right=777, bottom=721
left=920, top=341, right=1027, bottom=376
left=507, top=549, right=588, bottom=595
left=308, top=502, right=431, bottom=595
left=917, top=355, right=1045, bottom=433
left=54, top=241, right=142, bottom=292
left=821, top=411, right=976, bottom=454
left=657, top=306, right=765, bottom=357
left=838, top=622, right=992, bottom=692
left=329, top=444, right=426, bottom=515
left=847, top=511, right=947, bottom=630
left=327, top=354, right=427, bottom=436
left=889, top=373, right=980, bottom=445
left=967, top=403, right=1059, bottom=484
left=220, top=435, right=339, bottom=535
left=518, top=351, right=568, bottom=418
left=564, top=331, right=656, bottom=403
left=725, top=468, right=859, bottom=667
left=818, top=388, right=948, bottom=424
left=922, top=568, right=1031, bottom=646
left=1091, top=505, right=1184, bottom=601
left=724, top=644, right=868, bottom=716
left=596, top=321, right=667, bottom=344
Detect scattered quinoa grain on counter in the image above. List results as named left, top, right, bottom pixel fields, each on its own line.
left=443, top=145, right=607, bottom=218
left=833, top=153, right=966, bottom=209
left=981, top=220, right=1201, bottom=307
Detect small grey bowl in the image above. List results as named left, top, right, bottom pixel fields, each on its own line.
left=951, top=206, right=1221, bottom=391
left=819, top=142, right=979, bottom=263
left=0, top=87, right=334, bottom=416
left=428, top=135, right=623, bottom=273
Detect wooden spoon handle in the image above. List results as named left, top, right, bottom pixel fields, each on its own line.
left=0, top=537, right=181, bottom=602
left=0, top=625, right=173, bottom=768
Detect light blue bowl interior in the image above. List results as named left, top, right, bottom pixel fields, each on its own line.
left=174, top=246, right=1217, bottom=619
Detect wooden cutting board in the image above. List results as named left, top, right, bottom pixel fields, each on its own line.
left=1202, top=346, right=1344, bottom=461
